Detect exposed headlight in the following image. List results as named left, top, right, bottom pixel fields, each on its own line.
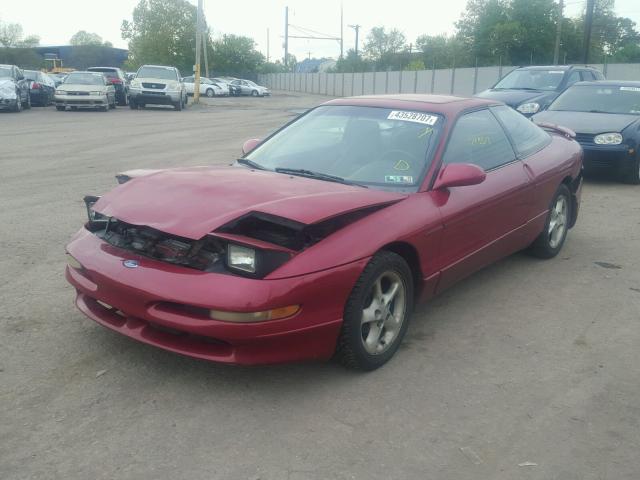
left=130, top=80, right=141, bottom=88
left=90, top=91, right=105, bottom=96
left=227, top=244, right=256, bottom=273
left=55, top=90, right=66, bottom=95
left=594, top=132, right=623, bottom=145
left=83, top=195, right=108, bottom=224
left=516, top=102, right=540, bottom=114
left=209, top=305, right=300, bottom=323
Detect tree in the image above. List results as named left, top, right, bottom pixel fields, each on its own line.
left=70, top=30, right=104, bottom=46
left=0, top=19, right=40, bottom=48
left=210, top=34, right=265, bottom=75
left=122, top=0, right=201, bottom=74
left=416, top=34, right=469, bottom=68
left=363, top=27, right=406, bottom=69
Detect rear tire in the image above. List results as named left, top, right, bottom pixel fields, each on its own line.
left=23, top=94, right=31, bottom=109
left=528, top=184, right=572, bottom=259
left=55, top=106, right=65, bottom=111
left=335, top=251, right=414, bottom=371
left=129, top=100, right=138, bottom=109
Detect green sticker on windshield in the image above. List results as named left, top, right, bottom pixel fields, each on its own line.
left=385, top=175, right=414, bottom=184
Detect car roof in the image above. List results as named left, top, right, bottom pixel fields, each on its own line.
left=88, top=67, right=119, bottom=71
left=516, top=65, right=597, bottom=71
left=324, top=94, right=500, bottom=117
left=139, top=65, right=176, bottom=69
left=570, top=80, right=640, bottom=87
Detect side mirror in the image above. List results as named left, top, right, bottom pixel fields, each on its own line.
left=433, top=163, right=486, bottom=190
left=242, top=138, right=262, bottom=155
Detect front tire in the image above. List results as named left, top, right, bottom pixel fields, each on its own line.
left=251, top=90, right=259, bottom=97
left=529, top=184, right=572, bottom=258
left=335, top=251, right=414, bottom=371
left=129, top=100, right=138, bottom=109
left=619, top=154, right=640, bottom=185
left=174, top=98, right=182, bottom=111
left=205, top=88, right=214, bottom=98
left=55, top=105, right=65, bottom=111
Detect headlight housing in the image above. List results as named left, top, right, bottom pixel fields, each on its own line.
left=225, top=242, right=291, bottom=278
left=55, top=90, right=66, bottom=95
left=90, top=91, right=105, bottom=96
left=227, top=244, right=256, bottom=273
left=130, top=80, right=141, bottom=88
left=516, top=102, right=540, bottom=114
left=594, top=132, right=623, bottom=145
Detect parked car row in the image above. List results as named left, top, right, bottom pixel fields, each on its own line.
left=1, top=63, right=271, bottom=114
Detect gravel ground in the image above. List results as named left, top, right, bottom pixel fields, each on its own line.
left=1, top=92, right=639, bottom=480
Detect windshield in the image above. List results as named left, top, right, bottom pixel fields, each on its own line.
left=550, top=85, right=640, bottom=115
left=63, top=73, right=105, bottom=85
left=137, top=66, right=178, bottom=80
left=494, top=69, right=565, bottom=91
left=89, top=68, right=118, bottom=79
left=0, top=67, right=12, bottom=78
left=244, top=105, right=443, bottom=191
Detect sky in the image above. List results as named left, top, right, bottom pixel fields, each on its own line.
left=2, top=0, right=640, bottom=60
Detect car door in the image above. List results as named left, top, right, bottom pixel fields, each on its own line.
left=14, top=67, right=29, bottom=103
left=432, top=108, right=534, bottom=292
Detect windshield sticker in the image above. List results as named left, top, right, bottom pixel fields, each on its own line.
left=387, top=111, right=438, bottom=125
left=620, top=86, right=640, bottom=92
left=418, top=127, right=434, bottom=138
left=393, top=160, right=411, bottom=171
left=385, top=175, right=414, bottom=184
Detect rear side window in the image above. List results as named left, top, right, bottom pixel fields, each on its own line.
left=442, top=109, right=516, bottom=171
left=565, top=71, right=581, bottom=87
left=492, top=106, right=550, bottom=158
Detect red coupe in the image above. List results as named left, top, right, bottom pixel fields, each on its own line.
left=66, top=95, right=583, bottom=370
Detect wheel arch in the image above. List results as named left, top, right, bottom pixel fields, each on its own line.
left=379, top=241, right=423, bottom=293
left=561, top=174, right=580, bottom=228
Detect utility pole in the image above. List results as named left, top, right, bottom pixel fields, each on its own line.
left=349, top=24, right=360, bottom=56
left=194, top=0, right=203, bottom=103
left=266, top=28, right=270, bottom=62
left=340, top=2, right=344, bottom=59
left=284, top=6, right=289, bottom=69
left=553, top=0, right=564, bottom=65
left=582, top=0, right=595, bottom=64
left=203, top=33, right=209, bottom=78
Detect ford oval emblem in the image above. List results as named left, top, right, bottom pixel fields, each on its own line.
left=123, top=259, right=139, bottom=268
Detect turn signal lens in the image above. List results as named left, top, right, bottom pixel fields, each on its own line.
left=209, top=305, right=300, bottom=323
left=67, top=254, right=83, bottom=270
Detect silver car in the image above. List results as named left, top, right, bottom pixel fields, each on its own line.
left=229, top=79, right=271, bottom=97
left=55, top=72, right=116, bottom=111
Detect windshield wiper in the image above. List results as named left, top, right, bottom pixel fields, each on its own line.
left=587, top=110, right=611, bottom=114
left=274, top=167, right=366, bottom=187
left=236, top=158, right=267, bottom=170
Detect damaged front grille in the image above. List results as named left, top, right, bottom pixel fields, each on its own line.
left=89, top=219, right=224, bottom=272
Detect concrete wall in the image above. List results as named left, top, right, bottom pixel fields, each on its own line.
left=259, top=63, right=639, bottom=97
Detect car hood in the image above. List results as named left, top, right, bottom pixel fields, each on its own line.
left=0, top=78, right=17, bottom=89
left=532, top=111, right=640, bottom=135
left=94, top=166, right=406, bottom=240
left=475, top=89, right=555, bottom=107
left=59, top=84, right=106, bottom=92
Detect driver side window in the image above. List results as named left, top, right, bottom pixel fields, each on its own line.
left=442, top=109, right=516, bottom=171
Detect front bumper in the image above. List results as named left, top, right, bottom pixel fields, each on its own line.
left=66, top=228, right=367, bottom=365
left=579, top=144, right=636, bottom=172
left=129, top=88, right=181, bottom=104
left=55, top=94, right=107, bottom=108
left=0, top=97, right=18, bottom=110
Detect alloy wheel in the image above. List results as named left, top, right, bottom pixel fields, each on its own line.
left=360, top=271, right=406, bottom=355
left=548, top=194, right=568, bottom=249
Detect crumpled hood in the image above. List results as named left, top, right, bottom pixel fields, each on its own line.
left=532, top=111, right=640, bottom=135
left=94, top=166, right=406, bottom=240
left=475, top=89, right=556, bottom=108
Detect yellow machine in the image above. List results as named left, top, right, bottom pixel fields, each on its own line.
left=44, top=57, right=74, bottom=74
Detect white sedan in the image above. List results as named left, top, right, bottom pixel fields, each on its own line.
left=182, top=76, right=226, bottom=97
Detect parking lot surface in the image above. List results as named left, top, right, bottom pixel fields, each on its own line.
left=1, top=93, right=639, bottom=480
